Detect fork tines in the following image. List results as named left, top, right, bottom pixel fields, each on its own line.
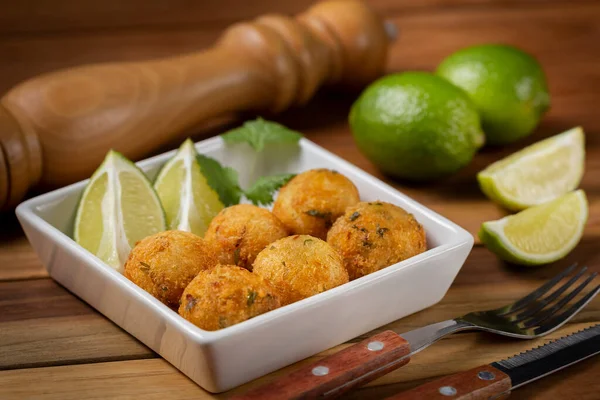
left=499, top=264, right=600, bottom=335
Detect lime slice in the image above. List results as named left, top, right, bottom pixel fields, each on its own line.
left=478, top=127, right=585, bottom=211
left=479, top=190, right=588, bottom=266
left=74, top=151, right=166, bottom=272
left=154, top=139, right=223, bottom=235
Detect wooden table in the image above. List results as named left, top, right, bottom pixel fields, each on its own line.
left=1, top=1, right=599, bottom=399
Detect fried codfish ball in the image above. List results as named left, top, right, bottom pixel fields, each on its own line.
left=204, top=204, right=288, bottom=271
left=124, top=230, right=217, bottom=308
left=272, top=169, right=360, bottom=240
left=327, top=201, right=427, bottom=280
left=253, top=235, right=349, bottom=305
left=178, top=265, right=281, bottom=331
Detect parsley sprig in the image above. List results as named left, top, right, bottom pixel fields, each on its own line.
left=221, top=118, right=302, bottom=151
left=245, top=174, right=295, bottom=206
left=195, top=118, right=301, bottom=206
left=196, top=154, right=243, bottom=207
left=197, top=155, right=294, bottom=206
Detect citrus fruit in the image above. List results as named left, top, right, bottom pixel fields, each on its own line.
left=436, top=44, right=550, bottom=145
left=154, top=139, right=223, bottom=235
left=479, top=190, right=587, bottom=266
left=74, top=151, right=166, bottom=272
left=478, top=127, right=584, bottom=211
left=349, top=72, right=485, bottom=181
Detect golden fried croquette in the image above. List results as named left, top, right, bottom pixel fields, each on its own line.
left=124, top=230, right=217, bottom=308
left=204, top=204, right=288, bottom=271
left=178, top=265, right=281, bottom=331
left=272, top=169, right=360, bottom=240
left=327, top=201, right=427, bottom=280
left=253, top=235, right=349, bottom=305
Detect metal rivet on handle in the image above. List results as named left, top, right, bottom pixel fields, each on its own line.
left=367, top=341, right=384, bottom=351
left=312, top=366, right=329, bottom=376
left=478, top=371, right=496, bottom=381
left=439, top=386, right=457, bottom=396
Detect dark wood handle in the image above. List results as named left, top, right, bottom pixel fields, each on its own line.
left=385, top=365, right=512, bottom=400
left=234, top=330, right=410, bottom=400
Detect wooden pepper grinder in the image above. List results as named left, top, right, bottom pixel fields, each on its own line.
left=0, top=0, right=394, bottom=210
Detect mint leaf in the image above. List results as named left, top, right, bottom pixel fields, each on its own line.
left=244, top=173, right=295, bottom=206
left=196, top=154, right=243, bottom=206
left=221, top=118, right=302, bottom=152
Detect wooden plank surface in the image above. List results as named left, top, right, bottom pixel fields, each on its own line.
left=1, top=0, right=600, bottom=399
left=0, top=0, right=585, bottom=35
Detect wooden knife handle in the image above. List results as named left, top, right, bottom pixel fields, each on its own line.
left=385, top=365, right=512, bottom=400
left=0, top=0, right=390, bottom=210
left=234, top=330, right=410, bottom=400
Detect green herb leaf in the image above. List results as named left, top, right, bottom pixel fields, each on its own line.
left=185, top=294, right=198, bottom=312
left=196, top=154, right=243, bottom=206
left=233, top=248, right=241, bottom=265
left=349, top=211, right=361, bottom=221
left=221, top=118, right=303, bottom=152
left=247, top=290, right=258, bottom=307
left=305, top=209, right=332, bottom=219
left=139, top=262, right=151, bottom=273
left=376, top=225, right=389, bottom=238
left=244, top=173, right=295, bottom=206
left=219, top=316, right=228, bottom=329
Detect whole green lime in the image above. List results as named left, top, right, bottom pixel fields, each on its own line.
left=436, top=44, right=550, bottom=145
left=349, top=72, right=485, bottom=181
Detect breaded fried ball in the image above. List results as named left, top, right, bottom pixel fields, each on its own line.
left=253, top=235, right=349, bottom=305
left=273, top=169, right=360, bottom=240
left=204, top=204, right=288, bottom=271
left=178, top=265, right=281, bottom=331
left=327, top=201, right=427, bottom=280
left=124, top=230, right=217, bottom=308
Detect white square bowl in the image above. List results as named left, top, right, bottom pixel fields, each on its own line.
left=16, top=137, right=473, bottom=393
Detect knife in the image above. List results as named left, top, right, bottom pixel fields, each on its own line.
left=386, top=324, right=600, bottom=399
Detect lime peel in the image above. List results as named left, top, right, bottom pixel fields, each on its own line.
left=478, top=127, right=585, bottom=211
left=154, top=139, right=224, bottom=236
left=479, top=190, right=588, bottom=266
left=74, top=151, right=166, bottom=272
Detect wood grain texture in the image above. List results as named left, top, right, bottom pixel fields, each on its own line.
left=0, top=0, right=582, bottom=35
left=384, top=365, right=511, bottom=400
left=0, top=0, right=392, bottom=209
left=0, top=359, right=208, bottom=400
left=1, top=0, right=600, bottom=399
left=0, top=279, right=154, bottom=370
left=235, top=331, right=410, bottom=400
left=0, top=325, right=597, bottom=400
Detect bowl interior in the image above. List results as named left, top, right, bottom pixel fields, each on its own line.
left=28, top=137, right=467, bottom=251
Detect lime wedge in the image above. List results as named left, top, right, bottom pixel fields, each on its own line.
left=154, top=139, right=223, bottom=235
left=74, top=151, right=166, bottom=272
left=479, top=190, right=588, bottom=266
left=478, top=127, right=585, bottom=211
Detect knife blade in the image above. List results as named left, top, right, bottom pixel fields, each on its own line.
left=385, top=324, right=600, bottom=400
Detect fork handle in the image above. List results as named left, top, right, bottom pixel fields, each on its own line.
left=233, top=330, right=411, bottom=400
left=385, top=365, right=511, bottom=400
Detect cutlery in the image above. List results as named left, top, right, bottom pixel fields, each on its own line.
left=386, top=323, right=600, bottom=399
left=235, top=264, right=599, bottom=399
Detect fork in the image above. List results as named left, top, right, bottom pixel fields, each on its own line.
left=235, top=264, right=600, bottom=400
